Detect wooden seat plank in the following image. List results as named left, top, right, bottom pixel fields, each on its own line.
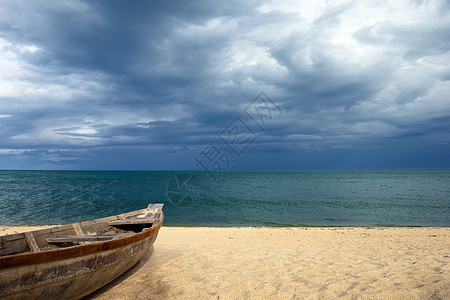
left=73, top=223, right=84, bottom=235
left=47, top=233, right=134, bottom=244
left=24, top=232, right=40, bottom=252
left=108, top=218, right=156, bottom=226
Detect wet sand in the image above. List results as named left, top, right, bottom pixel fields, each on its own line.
left=1, top=226, right=449, bottom=299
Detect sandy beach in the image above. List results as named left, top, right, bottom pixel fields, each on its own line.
left=1, top=226, right=448, bottom=299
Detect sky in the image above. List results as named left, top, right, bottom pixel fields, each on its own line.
left=0, top=0, right=449, bottom=170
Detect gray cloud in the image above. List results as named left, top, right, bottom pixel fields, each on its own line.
left=0, top=0, right=449, bottom=169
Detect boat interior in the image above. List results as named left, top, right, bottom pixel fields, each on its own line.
left=0, top=204, right=163, bottom=257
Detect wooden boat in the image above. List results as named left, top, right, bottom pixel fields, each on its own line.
left=0, top=203, right=164, bottom=300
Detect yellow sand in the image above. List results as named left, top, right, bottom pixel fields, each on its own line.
left=0, top=226, right=47, bottom=235
left=1, top=226, right=449, bottom=299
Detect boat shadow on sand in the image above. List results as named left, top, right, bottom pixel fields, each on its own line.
left=83, top=247, right=154, bottom=299
left=82, top=244, right=189, bottom=299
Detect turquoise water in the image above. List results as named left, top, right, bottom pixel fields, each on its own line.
left=0, top=170, right=449, bottom=226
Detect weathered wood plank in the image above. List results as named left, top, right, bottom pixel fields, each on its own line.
left=108, top=218, right=156, bottom=226
left=147, top=203, right=164, bottom=210
left=24, top=232, right=40, bottom=252
left=47, top=235, right=113, bottom=243
left=46, top=233, right=134, bottom=244
left=73, top=223, right=84, bottom=235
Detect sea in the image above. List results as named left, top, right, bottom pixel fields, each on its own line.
left=0, top=169, right=449, bottom=227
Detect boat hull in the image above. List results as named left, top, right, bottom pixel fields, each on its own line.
left=0, top=206, right=163, bottom=300
left=1, top=233, right=158, bottom=300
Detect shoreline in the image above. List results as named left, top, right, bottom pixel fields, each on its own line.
left=1, top=226, right=448, bottom=299
left=1, top=225, right=449, bottom=237
left=2, top=224, right=449, bottom=231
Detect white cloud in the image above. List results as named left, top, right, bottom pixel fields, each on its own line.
left=16, top=44, right=41, bottom=53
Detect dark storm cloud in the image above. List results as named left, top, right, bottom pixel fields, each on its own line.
left=0, top=0, right=449, bottom=169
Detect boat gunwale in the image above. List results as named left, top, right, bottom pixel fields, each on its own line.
left=0, top=210, right=163, bottom=269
